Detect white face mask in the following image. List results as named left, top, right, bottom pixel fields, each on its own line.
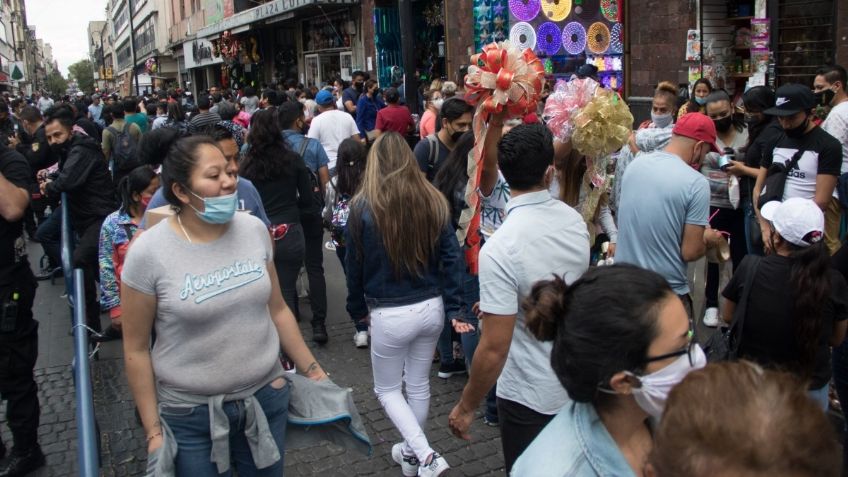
left=651, top=112, right=673, bottom=129
left=625, top=344, right=706, bottom=420
left=432, top=98, right=444, bottom=110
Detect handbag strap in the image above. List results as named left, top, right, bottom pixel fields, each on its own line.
left=783, top=147, right=805, bottom=171
left=728, top=256, right=762, bottom=353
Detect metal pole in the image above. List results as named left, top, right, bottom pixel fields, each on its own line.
left=128, top=4, right=139, bottom=96
left=398, top=0, right=418, bottom=114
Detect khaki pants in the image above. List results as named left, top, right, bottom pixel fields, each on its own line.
left=825, top=197, right=842, bottom=255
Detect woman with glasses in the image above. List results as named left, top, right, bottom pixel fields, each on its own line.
left=698, top=90, right=750, bottom=328
left=722, top=198, right=848, bottom=411
left=511, top=264, right=706, bottom=476
left=240, top=109, right=314, bottom=319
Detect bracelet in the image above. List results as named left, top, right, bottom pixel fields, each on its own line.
left=146, top=431, right=162, bottom=442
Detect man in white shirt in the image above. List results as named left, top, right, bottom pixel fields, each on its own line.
left=815, top=64, right=848, bottom=254
left=448, top=123, right=590, bottom=473
left=307, top=90, right=360, bottom=174
left=36, top=94, right=53, bottom=114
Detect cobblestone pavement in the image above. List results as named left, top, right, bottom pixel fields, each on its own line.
left=0, top=241, right=506, bottom=476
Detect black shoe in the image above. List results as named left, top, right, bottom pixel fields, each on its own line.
left=91, top=325, right=122, bottom=342
left=34, top=267, right=61, bottom=281
left=312, top=322, right=328, bottom=344
left=0, top=444, right=5, bottom=460
left=0, top=446, right=45, bottom=477
left=437, top=360, right=467, bottom=379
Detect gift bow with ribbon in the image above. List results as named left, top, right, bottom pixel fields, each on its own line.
left=460, top=42, right=544, bottom=274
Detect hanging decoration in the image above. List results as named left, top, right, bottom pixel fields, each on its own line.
left=542, top=0, right=571, bottom=21
left=462, top=41, right=545, bottom=273
left=509, top=0, right=541, bottom=21
left=609, top=23, right=623, bottom=54
left=587, top=22, right=611, bottom=54
left=509, top=22, right=537, bottom=51
left=537, top=22, right=562, bottom=56
left=144, top=57, right=158, bottom=74
left=562, top=22, right=587, bottom=55
left=218, top=30, right=241, bottom=60
left=601, top=0, right=619, bottom=22
left=476, top=0, right=510, bottom=51
left=423, top=1, right=445, bottom=27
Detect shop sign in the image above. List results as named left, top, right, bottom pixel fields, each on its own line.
left=197, top=0, right=358, bottom=38
left=184, top=38, right=224, bottom=70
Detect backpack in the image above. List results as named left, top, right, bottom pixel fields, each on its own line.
left=330, top=193, right=351, bottom=247
left=106, top=125, right=139, bottom=177
left=298, top=138, right=325, bottom=209
left=425, top=133, right=439, bottom=182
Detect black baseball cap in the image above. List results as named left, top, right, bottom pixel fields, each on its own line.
left=763, top=83, right=816, bottom=116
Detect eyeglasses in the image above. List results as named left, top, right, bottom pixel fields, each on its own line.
left=644, top=326, right=697, bottom=367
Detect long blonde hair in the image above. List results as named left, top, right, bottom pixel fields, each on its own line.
left=349, top=132, right=450, bottom=278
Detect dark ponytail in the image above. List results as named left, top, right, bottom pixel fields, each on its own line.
left=118, top=166, right=157, bottom=214
left=521, top=265, right=674, bottom=404
left=790, top=241, right=831, bottom=374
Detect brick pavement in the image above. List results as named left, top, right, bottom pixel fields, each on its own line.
left=0, top=242, right=507, bottom=476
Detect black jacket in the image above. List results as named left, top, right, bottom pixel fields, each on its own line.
left=16, top=124, right=56, bottom=181
left=45, top=134, right=116, bottom=230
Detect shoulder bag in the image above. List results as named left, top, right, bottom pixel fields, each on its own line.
left=759, top=145, right=804, bottom=206
left=704, top=256, right=762, bottom=363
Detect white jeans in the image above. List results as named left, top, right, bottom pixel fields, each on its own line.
left=370, top=296, right=445, bottom=462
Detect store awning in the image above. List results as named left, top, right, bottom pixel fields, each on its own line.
left=197, top=0, right=359, bottom=39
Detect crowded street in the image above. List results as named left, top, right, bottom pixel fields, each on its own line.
left=0, top=0, right=847, bottom=476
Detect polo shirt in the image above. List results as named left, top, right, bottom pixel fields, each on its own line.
left=375, top=104, right=414, bottom=135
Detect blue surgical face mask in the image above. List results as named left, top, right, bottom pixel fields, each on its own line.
left=651, top=112, right=673, bottom=129
left=694, top=96, right=707, bottom=106
left=186, top=188, right=239, bottom=224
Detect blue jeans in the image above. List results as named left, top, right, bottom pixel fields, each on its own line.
left=458, top=270, right=498, bottom=422
left=162, top=380, right=291, bottom=476
left=336, top=244, right=368, bottom=333
left=34, top=209, right=62, bottom=269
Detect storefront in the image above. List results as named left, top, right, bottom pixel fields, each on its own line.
left=373, top=0, right=446, bottom=87
left=471, top=0, right=625, bottom=90
left=195, top=0, right=362, bottom=90
left=183, top=37, right=225, bottom=95
left=695, top=0, right=837, bottom=98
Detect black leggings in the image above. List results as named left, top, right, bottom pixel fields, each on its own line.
left=273, top=223, right=305, bottom=319
left=705, top=206, right=747, bottom=309
left=497, top=397, right=555, bottom=474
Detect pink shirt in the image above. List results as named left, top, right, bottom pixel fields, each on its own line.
left=419, top=110, right=436, bottom=138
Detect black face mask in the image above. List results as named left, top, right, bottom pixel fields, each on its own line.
left=713, top=116, right=733, bottom=133
left=785, top=116, right=810, bottom=138
left=744, top=114, right=762, bottom=129
left=450, top=130, right=464, bottom=144
left=354, top=82, right=363, bottom=91
left=814, top=89, right=836, bottom=107
left=49, top=140, right=70, bottom=157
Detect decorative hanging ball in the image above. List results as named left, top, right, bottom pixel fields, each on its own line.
left=601, top=0, right=618, bottom=21
left=509, top=22, right=537, bottom=51
left=587, top=22, right=611, bottom=54
left=509, top=0, right=541, bottom=21
left=562, top=22, right=587, bottom=55
left=536, top=22, right=562, bottom=56
left=609, top=23, right=623, bottom=54
left=542, top=0, right=571, bottom=21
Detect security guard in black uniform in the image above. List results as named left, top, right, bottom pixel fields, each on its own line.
left=0, top=143, right=44, bottom=476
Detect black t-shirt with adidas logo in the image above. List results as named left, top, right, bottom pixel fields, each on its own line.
left=763, top=126, right=842, bottom=201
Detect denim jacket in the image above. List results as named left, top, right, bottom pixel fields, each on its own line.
left=511, top=401, right=636, bottom=477
left=344, top=204, right=464, bottom=321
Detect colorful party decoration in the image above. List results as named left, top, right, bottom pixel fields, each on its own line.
left=609, top=23, right=623, bottom=54
left=587, top=22, right=611, bottom=54
left=543, top=77, right=598, bottom=142
left=562, top=22, right=587, bottom=55
left=462, top=41, right=545, bottom=272
left=572, top=87, right=633, bottom=158
left=542, top=0, right=571, bottom=21
left=536, top=22, right=562, bottom=56
left=509, top=0, right=541, bottom=21
left=601, top=0, right=619, bottom=22
left=509, top=22, right=537, bottom=51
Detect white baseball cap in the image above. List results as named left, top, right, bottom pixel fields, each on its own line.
left=760, top=198, right=824, bottom=247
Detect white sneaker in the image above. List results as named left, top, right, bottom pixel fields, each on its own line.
left=391, top=443, right=419, bottom=477
left=418, top=453, right=449, bottom=477
left=703, top=307, right=720, bottom=328
left=324, top=240, right=336, bottom=251
left=353, top=330, right=369, bottom=348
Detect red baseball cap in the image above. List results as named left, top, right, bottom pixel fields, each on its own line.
left=673, top=113, right=722, bottom=153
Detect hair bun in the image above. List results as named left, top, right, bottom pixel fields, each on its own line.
left=523, top=275, right=569, bottom=341
left=656, top=81, right=678, bottom=97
